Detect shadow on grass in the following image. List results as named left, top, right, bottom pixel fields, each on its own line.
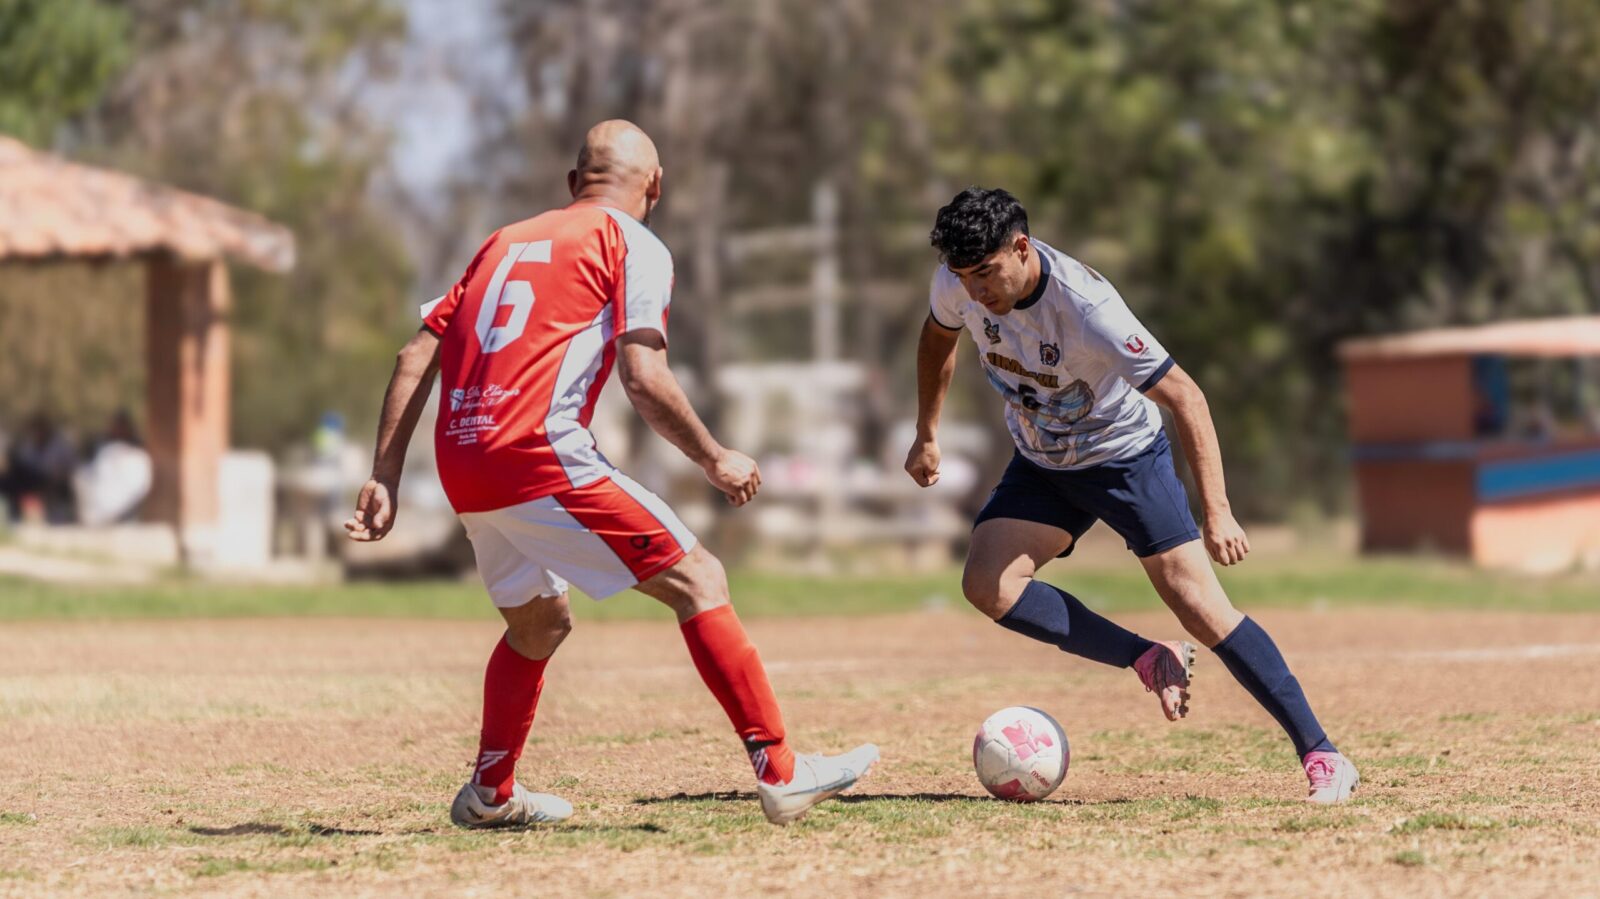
left=634, top=791, right=1129, bottom=805
left=192, top=820, right=667, bottom=837
left=188, top=823, right=382, bottom=838
left=189, top=824, right=294, bottom=837
left=838, top=794, right=1137, bottom=807
left=632, top=791, right=758, bottom=805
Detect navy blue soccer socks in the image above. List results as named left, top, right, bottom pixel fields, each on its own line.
left=1212, top=616, right=1335, bottom=758
left=997, top=580, right=1155, bottom=668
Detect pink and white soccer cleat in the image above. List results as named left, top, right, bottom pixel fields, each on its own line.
left=1303, top=751, right=1359, bottom=804
left=1133, top=640, right=1196, bottom=721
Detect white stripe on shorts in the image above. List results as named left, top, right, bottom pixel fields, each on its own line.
left=607, top=471, right=698, bottom=555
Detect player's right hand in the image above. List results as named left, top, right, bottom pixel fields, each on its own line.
left=705, top=449, right=761, bottom=507
left=344, top=478, right=398, bottom=542
left=905, top=438, right=941, bottom=487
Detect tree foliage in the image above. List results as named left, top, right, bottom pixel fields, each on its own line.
left=8, top=0, right=1600, bottom=516
left=0, top=0, right=129, bottom=144
left=931, top=0, right=1600, bottom=516
left=0, top=0, right=413, bottom=451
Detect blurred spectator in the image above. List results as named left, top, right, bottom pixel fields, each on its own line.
left=311, top=411, right=348, bottom=517
left=1472, top=356, right=1511, bottom=438
left=72, top=409, right=152, bottom=526
left=2, top=413, right=77, bottom=523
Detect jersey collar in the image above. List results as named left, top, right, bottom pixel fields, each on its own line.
left=1013, top=245, right=1052, bottom=311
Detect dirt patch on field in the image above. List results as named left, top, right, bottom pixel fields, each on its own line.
left=2, top=608, right=1598, bottom=897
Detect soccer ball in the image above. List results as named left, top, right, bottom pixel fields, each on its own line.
left=972, top=706, right=1070, bottom=801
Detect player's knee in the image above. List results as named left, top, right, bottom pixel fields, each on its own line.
left=961, top=567, right=1014, bottom=620
left=646, top=545, right=729, bottom=618
left=682, top=546, right=730, bottom=607
left=546, top=600, right=575, bottom=641
left=503, top=595, right=574, bottom=659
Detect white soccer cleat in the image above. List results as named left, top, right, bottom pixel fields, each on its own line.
left=450, top=782, right=573, bottom=828
left=1303, top=751, right=1359, bottom=804
left=756, top=744, right=879, bottom=826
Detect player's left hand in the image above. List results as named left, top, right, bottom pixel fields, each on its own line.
left=704, top=449, right=761, bottom=507
left=1203, top=510, right=1250, bottom=566
left=344, top=478, right=398, bottom=542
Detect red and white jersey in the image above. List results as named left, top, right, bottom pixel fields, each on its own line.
left=420, top=204, right=673, bottom=514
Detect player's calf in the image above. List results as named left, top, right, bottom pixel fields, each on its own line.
left=1138, top=541, right=1243, bottom=648
left=469, top=596, right=571, bottom=810
left=638, top=546, right=875, bottom=823
left=964, top=520, right=1165, bottom=673
left=638, top=547, right=795, bottom=778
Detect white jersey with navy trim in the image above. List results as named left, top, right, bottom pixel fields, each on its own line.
left=929, top=238, right=1173, bottom=470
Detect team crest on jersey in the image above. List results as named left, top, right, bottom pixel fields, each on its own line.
left=983, top=318, right=1002, bottom=345
left=1125, top=334, right=1148, bottom=355
left=1039, top=342, right=1061, bottom=367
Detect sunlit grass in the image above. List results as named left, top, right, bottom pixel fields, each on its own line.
left=2, top=552, right=1598, bottom=621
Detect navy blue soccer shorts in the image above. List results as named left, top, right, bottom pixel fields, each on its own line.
left=973, top=431, right=1201, bottom=558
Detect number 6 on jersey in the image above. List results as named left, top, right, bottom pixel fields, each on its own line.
left=474, top=240, right=551, bottom=353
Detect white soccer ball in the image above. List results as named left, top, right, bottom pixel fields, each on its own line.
left=972, top=706, right=1070, bottom=801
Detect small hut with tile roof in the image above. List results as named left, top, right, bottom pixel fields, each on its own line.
left=0, top=135, right=294, bottom=557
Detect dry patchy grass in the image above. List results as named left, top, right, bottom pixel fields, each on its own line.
left=2, top=608, right=1599, bottom=896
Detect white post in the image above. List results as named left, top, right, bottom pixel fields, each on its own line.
left=811, top=180, right=841, bottom=363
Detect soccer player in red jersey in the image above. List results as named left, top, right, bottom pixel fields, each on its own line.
left=346, top=120, right=877, bottom=827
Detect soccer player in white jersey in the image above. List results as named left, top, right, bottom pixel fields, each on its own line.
left=906, top=188, right=1358, bottom=803
left=347, top=121, right=876, bottom=827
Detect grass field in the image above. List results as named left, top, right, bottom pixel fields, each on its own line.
left=4, top=549, right=1600, bottom=621
left=3, top=555, right=1600, bottom=896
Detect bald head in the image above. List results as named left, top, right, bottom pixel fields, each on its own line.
left=568, top=120, right=664, bottom=224
left=576, top=120, right=660, bottom=181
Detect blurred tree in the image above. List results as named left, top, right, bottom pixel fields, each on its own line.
left=0, top=0, right=416, bottom=454
left=479, top=0, right=951, bottom=445
left=0, top=0, right=136, bottom=435
left=0, top=0, right=130, bottom=144
left=931, top=0, right=1600, bottom=518
left=82, top=0, right=416, bottom=451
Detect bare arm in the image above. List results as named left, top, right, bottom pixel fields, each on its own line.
left=905, top=315, right=962, bottom=487
left=615, top=330, right=760, bottom=506
left=1144, top=363, right=1250, bottom=565
left=344, top=327, right=441, bottom=541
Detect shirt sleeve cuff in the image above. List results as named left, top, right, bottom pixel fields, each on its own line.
left=1136, top=356, right=1176, bottom=393
left=618, top=320, right=669, bottom=345
left=929, top=311, right=962, bottom=331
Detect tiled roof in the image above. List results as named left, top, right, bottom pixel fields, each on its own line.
left=1339, top=316, right=1600, bottom=360
left=0, top=135, right=293, bottom=272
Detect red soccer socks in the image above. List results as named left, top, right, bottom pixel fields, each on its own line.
left=474, top=635, right=549, bottom=804
left=679, top=605, right=796, bottom=785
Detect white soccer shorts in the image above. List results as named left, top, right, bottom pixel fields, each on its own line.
left=458, top=471, right=698, bottom=607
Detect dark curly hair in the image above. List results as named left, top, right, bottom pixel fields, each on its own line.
left=929, top=187, right=1029, bottom=269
